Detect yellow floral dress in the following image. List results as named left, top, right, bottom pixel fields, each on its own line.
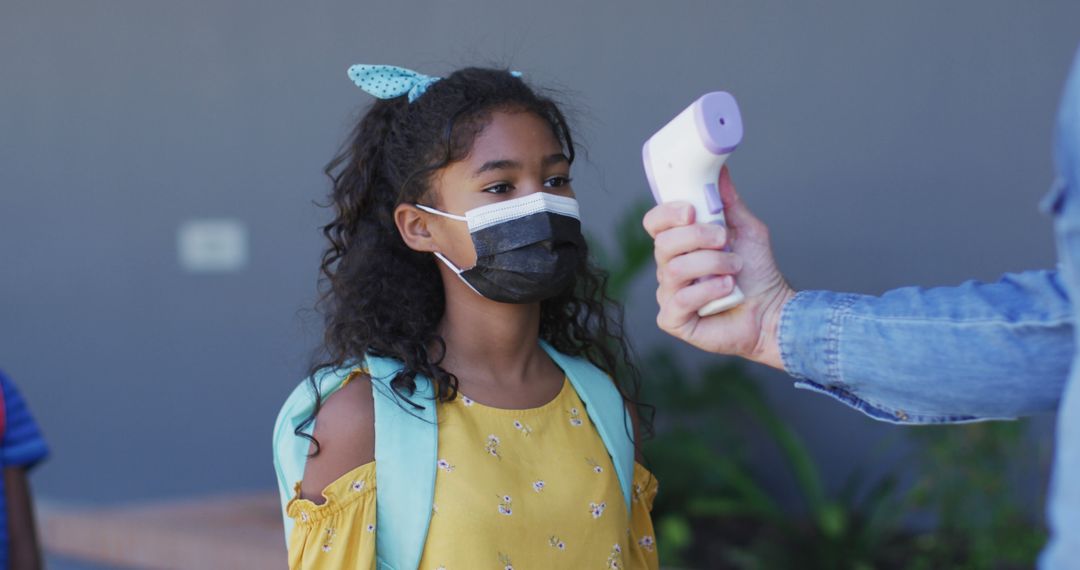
left=286, top=376, right=660, bottom=569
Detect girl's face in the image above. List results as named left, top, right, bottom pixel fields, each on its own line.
left=424, top=109, right=575, bottom=269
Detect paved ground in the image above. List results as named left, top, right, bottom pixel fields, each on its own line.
left=39, top=492, right=285, bottom=569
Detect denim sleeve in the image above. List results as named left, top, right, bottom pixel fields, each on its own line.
left=778, top=270, right=1074, bottom=424
left=0, top=371, right=49, bottom=470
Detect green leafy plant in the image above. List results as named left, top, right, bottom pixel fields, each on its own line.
left=902, top=422, right=1048, bottom=570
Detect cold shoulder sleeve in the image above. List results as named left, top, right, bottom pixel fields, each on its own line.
left=285, top=462, right=377, bottom=570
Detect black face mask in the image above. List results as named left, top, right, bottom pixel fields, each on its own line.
left=416, top=192, right=585, bottom=304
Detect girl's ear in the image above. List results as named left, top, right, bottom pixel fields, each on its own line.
left=394, top=204, right=438, bottom=253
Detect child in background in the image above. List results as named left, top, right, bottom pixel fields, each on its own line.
left=274, top=65, right=660, bottom=569
left=0, top=370, right=49, bottom=570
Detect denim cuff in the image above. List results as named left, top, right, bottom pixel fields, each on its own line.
left=778, top=289, right=859, bottom=386
left=778, top=289, right=989, bottom=425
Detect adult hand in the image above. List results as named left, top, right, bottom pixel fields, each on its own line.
left=643, top=166, right=796, bottom=370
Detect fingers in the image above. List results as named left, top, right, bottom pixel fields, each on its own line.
left=643, top=202, right=695, bottom=238
left=661, top=249, right=742, bottom=289
left=657, top=275, right=736, bottom=332
left=656, top=249, right=742, bottom=334
left=721, top=165, right=756, bottom=228
left=653, top=223, right=728, bottom=267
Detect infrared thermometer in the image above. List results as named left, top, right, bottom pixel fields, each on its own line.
left=643, top=91, right=745, bottom=316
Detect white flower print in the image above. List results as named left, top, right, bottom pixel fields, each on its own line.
left=299, top=511, right=309, bottom=523
left=437, top=458, right=455, bottom=472
left=532, top=480, right=546, bottom=493
left=498, top=552, right=514, bottom=570
left=462, top=395, right=474, bottom=407
left=512, top=419, right=533, bottom=437
left=589, top=501, right=607, bottom=519
left=350, top=479, right=365, bottom=492
left=484, top=434, right=502, bottom=459
left=549, top=535, right=567, bottom=550
left=638, top=535, right=655, bottom=551
left=587, top=457, right=604, bottom=474
left=568, top=407, right=584, bottom=427
left=321, top=527, right=336, bottom=553
left=366, top=523, right=376, bottom=533
left=606, top=542, right=624, bottom=569
left=497, top=494, right=513, bottom=515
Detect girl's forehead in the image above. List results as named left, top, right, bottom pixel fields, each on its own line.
left=465, top=110, right=564, bottom=161
left=429, top=110, right=568, bottom=199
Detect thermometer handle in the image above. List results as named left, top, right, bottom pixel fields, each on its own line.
left=695, top=216, right=744, bottom=317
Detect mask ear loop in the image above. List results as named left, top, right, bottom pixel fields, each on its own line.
left=413, top=203, right=484, bottom=297
left=429, top=251, right=482, bottom=296
left=414, top=203, right=467, bottom=221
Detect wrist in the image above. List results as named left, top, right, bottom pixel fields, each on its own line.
left=748, top=283, right=797, bottom=371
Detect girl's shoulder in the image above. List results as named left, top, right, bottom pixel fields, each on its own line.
left=298, top=371, right=376, bottom=505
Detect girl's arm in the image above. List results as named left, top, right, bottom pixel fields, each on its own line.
left=5, top=466, right=43, bottom=570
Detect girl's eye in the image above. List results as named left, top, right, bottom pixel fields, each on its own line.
left=545, top=176, right=573, bottom=188
left=483, top=183, right=513, bottom=194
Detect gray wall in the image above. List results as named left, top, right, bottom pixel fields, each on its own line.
left=2, top=0, right=1078, bottom=515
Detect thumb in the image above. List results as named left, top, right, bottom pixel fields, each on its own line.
left=717, top=165, right=757, bottom=229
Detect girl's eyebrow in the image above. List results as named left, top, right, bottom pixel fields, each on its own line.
left=543, top=153, right=571, bottom=167
left=474, top=159, right=519, bottom=177
left=473, top=154, right=570, bottom=177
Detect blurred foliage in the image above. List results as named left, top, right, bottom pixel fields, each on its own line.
left=591, top=199, right=1048, bottom=569
left=902, top=423, right=1049, bottom=570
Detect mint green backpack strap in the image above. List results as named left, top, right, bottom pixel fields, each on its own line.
left=272, top=364, right=358, bottom=542
left=366, top=353, right=438, bottom=570
left=271, top=355, right=439, bottom=570
left=540, top=341, right=635, bottom=512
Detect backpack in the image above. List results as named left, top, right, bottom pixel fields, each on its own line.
left=272, top=341, right=635, bottom=570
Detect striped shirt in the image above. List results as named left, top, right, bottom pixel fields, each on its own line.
left=0, top=370, right=49, bottom=570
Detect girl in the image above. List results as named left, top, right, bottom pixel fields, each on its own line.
left=273, top=65, right=659, bottom=570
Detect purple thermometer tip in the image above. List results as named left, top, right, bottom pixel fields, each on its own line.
left=694, top=92, right=743, bottom=155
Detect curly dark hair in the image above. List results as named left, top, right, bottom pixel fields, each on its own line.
left=299, top=66, right=651, bottom=455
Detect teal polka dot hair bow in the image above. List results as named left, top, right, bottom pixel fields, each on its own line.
left=347, top=64, right=439, bottom=103
left=347, top=64, right=523, bottom=103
